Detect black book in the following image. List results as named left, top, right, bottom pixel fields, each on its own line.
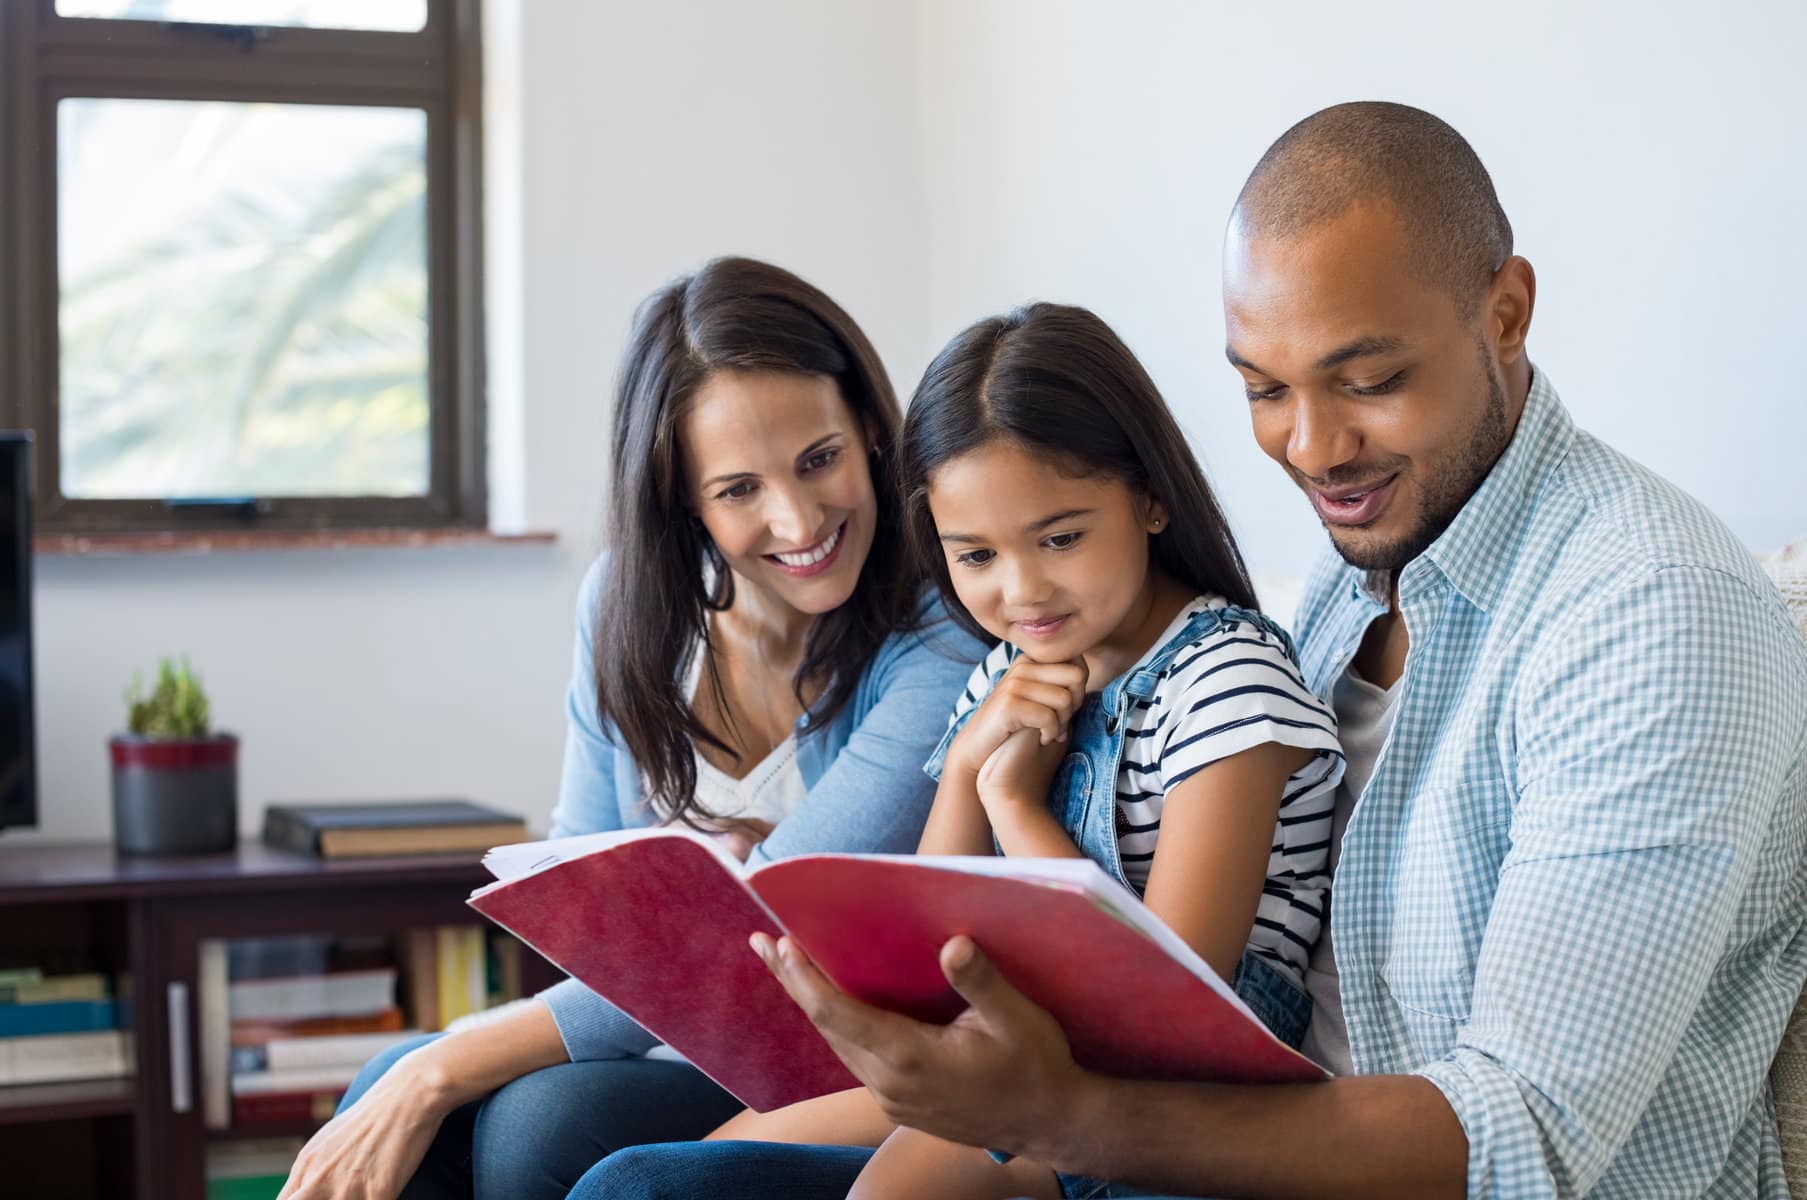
left=263, top=800, right=529, bottom=859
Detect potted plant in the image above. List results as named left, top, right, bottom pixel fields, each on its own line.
left=109, top=658, right=238, bottom=855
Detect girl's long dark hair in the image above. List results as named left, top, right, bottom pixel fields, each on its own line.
left=597, top=257, right=920, bottom=827
left=901, top=302, right=1257, bottom=643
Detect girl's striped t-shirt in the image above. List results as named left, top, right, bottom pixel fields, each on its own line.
left=947, top=595, right=1345, bottom=984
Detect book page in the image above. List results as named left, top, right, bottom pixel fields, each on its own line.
left=474, top=826, right=742, bottom=892
left=779, top=852, right=1261, bottom=1026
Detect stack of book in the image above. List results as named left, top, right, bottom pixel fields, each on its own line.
left=0, top=968, right=131, bottom=1087
left=400, top=925, right=523, bottom=1031
left=262, top=800, right=527, bottom=859
left=198, top=928, right=526, bottom=1131
left=200, top=936, right=412, bottom=1129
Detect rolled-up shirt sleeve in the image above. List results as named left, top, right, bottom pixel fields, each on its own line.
left=1416, top=563, right=1806, bottom=1196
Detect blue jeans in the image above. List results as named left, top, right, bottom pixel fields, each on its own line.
left=566, top=1140, right=1208, bottom=1199
left=335, top=1034, right=743, bottom=1200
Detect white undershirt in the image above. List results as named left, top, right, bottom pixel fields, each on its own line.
left=1299, top=664, right=1401, bottom=1075
left=692, top=737, right=806, bottom=826
left=684, top=635, right=807, bottom=827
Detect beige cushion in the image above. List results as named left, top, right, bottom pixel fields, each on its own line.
left=1761, top=537, right=1807, bottom=1195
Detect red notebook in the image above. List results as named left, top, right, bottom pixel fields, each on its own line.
left=468, top=829, right=1326, bottom=1112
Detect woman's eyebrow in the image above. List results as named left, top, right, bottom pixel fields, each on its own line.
left=700, top=468, right=756, bottom=490
left=701, top=433, right=847, bottom=489
left=793, top=433, right=845, bottom=461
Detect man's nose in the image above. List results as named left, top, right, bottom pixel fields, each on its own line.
left=1287, top=393, right=1360, bottom=482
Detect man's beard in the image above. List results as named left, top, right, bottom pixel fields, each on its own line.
left=1325, top=349, right=1513, bottom=573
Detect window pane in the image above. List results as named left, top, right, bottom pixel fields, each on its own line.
left=58, top=100, right=430, bottom=500
left=56, top=0, right=427, bottom=33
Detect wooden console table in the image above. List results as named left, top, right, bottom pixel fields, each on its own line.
left=0, top=840, right=558, bottom=1200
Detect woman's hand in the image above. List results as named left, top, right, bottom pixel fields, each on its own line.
left=948, top=658, right=1088, bottom=779
left=276, top=1046, right=455, bottom=1200
left=711, top=816, right=776, bottom=862
left=279, top=999, right=570, bottom=1200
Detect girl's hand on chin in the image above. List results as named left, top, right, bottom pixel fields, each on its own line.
left=949, top=658, right=1088, bottom=777
left=975, top=727, right=1069, bottom=812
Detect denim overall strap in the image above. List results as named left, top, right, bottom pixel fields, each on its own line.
left=1077, top=603, right=1278, bottom=886
left=1086, top=601, right=1314, bottom=1052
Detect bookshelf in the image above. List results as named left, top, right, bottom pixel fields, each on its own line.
left=0, top=840, right=560, bottom=1200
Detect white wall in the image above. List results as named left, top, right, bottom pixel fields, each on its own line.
left=20, top=0, right=1805, bottom=844
left=913, top=0, right=1807, bottom=581
left=17, top=0, right=927, bottom=843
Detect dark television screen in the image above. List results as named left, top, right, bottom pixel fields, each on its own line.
left=0, top=434, right=35, bottom=831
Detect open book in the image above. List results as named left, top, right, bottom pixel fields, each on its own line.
left=469, top=829, right=1326, bottom=1112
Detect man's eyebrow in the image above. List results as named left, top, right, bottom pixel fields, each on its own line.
left=939, top=508, right=1094, bottom=544
left=1314, top=335, right=1406, bottom=372
left=1225, top=337, right=1407, bottom=376
left=1225, top=345, right=1264, bottom=373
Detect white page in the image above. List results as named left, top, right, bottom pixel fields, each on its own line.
left=473, top=827, right=742, bottom=896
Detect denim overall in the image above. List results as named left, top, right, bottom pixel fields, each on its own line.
left=926, top=601, right=1314, bottom=1050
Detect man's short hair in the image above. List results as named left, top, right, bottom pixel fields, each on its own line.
left=1234, top=102, right=1513, bottom=315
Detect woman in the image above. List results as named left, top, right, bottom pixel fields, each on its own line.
left=277, top=257, right=985, bottom=1200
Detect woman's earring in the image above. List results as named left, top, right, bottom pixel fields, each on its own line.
left=1151, top=517, right=1164, bottom=532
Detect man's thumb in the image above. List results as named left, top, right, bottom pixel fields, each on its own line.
left=940, top=936, right=1035, bottom=1026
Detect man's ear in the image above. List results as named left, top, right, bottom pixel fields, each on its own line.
left=1487, top=256, right=1537, bottom=367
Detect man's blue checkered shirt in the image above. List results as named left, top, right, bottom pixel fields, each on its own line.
left=1293, top=370, right=1807, bottom=1197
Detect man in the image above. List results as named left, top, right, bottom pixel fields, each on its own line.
left=571, top=103, right=1807, bottom=1199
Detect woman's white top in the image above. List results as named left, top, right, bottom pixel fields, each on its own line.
left=684, top=634, right=808, bottom=827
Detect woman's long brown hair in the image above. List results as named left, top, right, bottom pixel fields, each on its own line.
left=596, top=257, right=921, bottom=828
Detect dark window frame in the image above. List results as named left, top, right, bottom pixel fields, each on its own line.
left=0, top=0, right=486, bottom=535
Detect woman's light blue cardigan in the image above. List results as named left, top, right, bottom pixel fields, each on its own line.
left=537, top=555, right=987, bottom=1060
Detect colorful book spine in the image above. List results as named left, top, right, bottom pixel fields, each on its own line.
left=230, top=1028, right=419, bottom=1074
left=0, top=998, right=117, bottom=1037
left=0, top=1029, right=132, bottom=1084
left=0, top=973, right=109, bottom=1004
left=228, top=1007, right=406, bottom=1047
left=231, top=1090, right=344, bottom=1127
left=227, top=968, right=397, bottom=1023
left=200, top=940, right=231, bottom=1130
left=230, top=1063, right=365, bottom=1096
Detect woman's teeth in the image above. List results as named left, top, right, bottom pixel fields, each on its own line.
left=773, top=524, right=841, bottom=567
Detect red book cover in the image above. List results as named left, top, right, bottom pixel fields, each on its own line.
left=469, top=832, right=856, bottom=1111
left=468, top=831, right=1325, bottom=1112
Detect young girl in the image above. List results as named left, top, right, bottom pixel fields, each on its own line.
left=710, top=302, right=1345, bottom=1200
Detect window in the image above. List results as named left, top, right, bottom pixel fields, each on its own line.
left=0, top=0, right=484, bottom=534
